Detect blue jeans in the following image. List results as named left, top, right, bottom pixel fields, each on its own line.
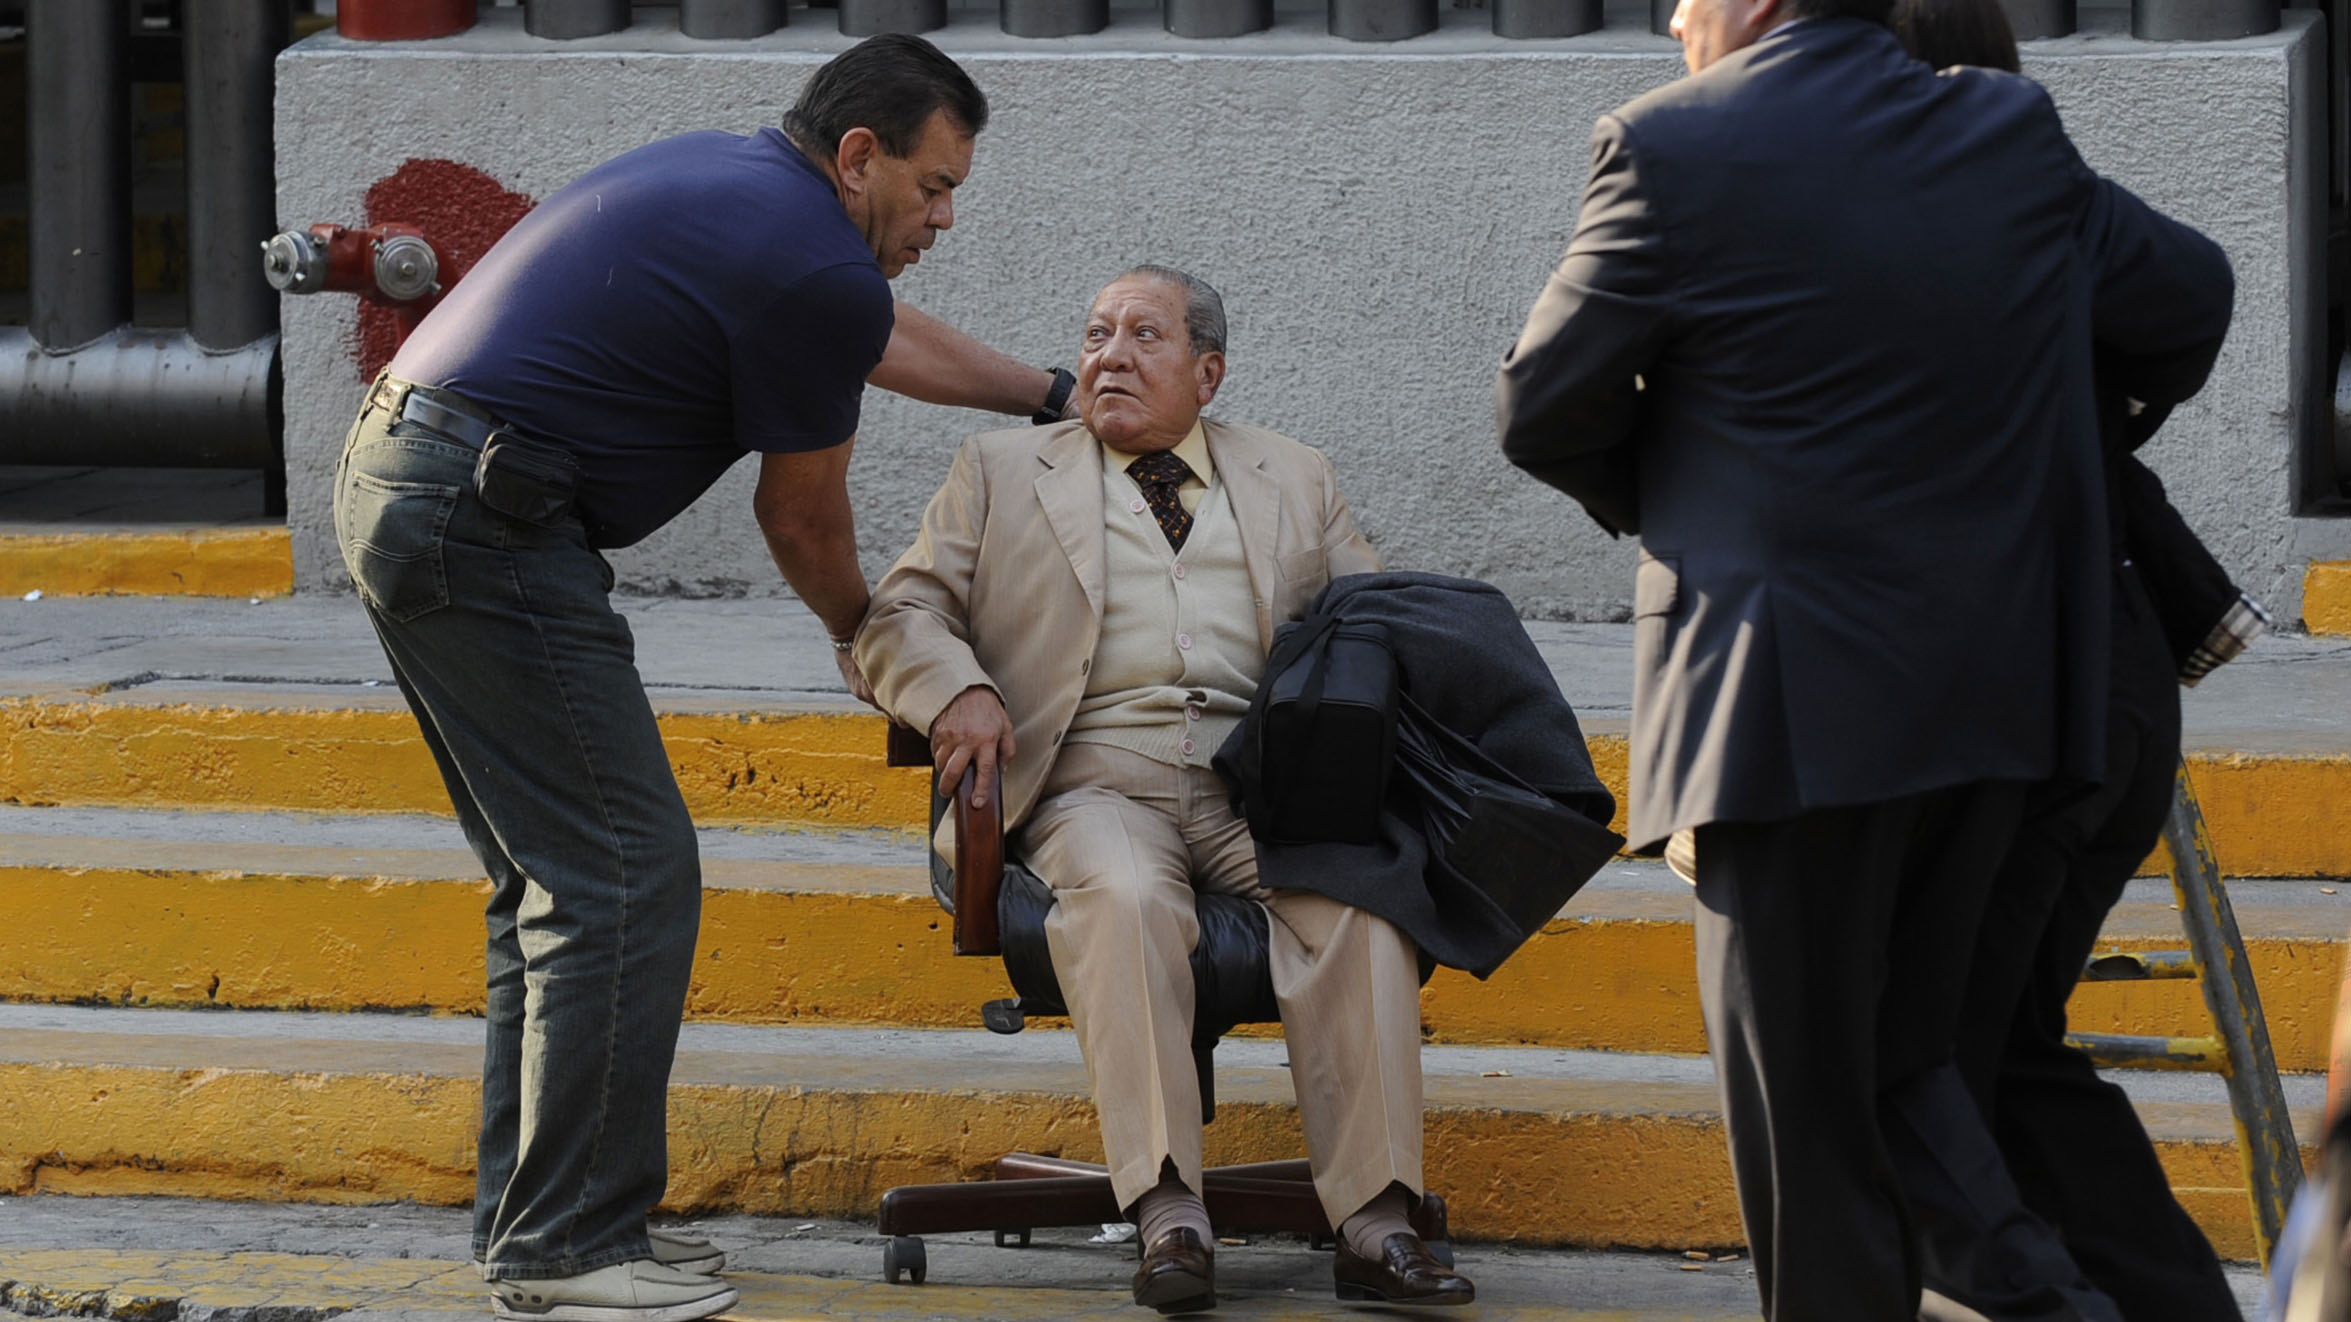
left=333, top=394, right=701, bottom=1281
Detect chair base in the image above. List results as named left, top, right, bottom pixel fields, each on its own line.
left=875, top=1155, right=1452, bottom=1283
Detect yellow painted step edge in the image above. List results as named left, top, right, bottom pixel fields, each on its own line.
left=0, top=701, right=931, bottom=832
left=2, top=862, right=2340, bottom=1071
left=2310, top=561, right=2351, bottom=636
left=6, top=694, right=2350, bottom=876
left=0, top=529, right=293, bottom=599
left=0, top=1057, right=2292, bottom=1263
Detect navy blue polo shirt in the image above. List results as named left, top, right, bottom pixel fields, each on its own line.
left=390, top=128, right=893, bottom=548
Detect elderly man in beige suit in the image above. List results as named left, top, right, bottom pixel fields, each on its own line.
left=856, top=267, right=1473, bottom=1314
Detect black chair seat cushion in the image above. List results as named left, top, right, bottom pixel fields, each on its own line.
left=996, top=863, right=1282, bottom=1049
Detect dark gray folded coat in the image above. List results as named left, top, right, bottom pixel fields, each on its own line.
left=1218, top=571, right=1623, bottom=979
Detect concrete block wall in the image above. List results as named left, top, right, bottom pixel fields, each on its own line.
left=275, top=3, right=2348, bottom=620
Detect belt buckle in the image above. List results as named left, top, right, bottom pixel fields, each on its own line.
left=371, top=377, right=412, bottom=417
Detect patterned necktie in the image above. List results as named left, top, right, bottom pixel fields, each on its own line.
left=1128, top=450, right=1195, bottom=552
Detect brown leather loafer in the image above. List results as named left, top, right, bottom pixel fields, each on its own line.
left=1333, top=1232, right=1475, bottom=1306
left=1131, top=1227, right=1216, bottom=1314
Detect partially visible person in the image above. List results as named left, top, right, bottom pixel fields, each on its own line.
left=859, top=267, right=1473, bottom=1314
left=1888, top=3, right=2262, bottom=1319
left=1496, top=0, right=2235, bottom=1314
left=334, top=35, right=1075, bottom=1322
left=2265, top=971, right=2351, bottom=1319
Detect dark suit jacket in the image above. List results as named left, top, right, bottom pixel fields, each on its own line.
left=1495, top=17, right=2233, bottom=850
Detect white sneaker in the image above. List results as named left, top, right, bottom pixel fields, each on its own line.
left=648, top=1227, right=726, bottom=1275
left=489, top=1260, right=737, bottom=1322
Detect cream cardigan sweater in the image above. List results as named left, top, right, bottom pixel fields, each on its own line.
left=1065, top=443, right=1261, bottom=769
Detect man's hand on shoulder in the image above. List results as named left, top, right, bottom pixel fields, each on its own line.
left=932, top=684, right=1017, bottom=808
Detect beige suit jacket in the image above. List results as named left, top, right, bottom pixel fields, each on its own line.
left=857, top=417, right=1381, bottom=855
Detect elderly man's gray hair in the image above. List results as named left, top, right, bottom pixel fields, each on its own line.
left=1122, top=264, right=1228, bottom=357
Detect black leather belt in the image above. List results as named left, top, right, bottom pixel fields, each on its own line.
left=369, top=376, right=505, bottom=452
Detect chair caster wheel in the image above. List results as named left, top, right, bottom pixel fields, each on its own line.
left=1426, top=1239, right=1456, bottom=1268
left=994, top=1228, right=1032, bottom=1248
left=884, top=1234, right=927, bottom=1284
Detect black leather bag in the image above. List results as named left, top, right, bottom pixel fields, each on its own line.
left=1220, top=610, right=1398, bottom=845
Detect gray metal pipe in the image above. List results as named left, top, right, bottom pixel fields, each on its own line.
left=1166, top=0, right=1270, bottom=38
left=840, top=0, right=947, bottom=34
left=1000, top=0, right=1108, bottom=36
left=2132, top=0, right=2277, bottom=38
left=184, top=0, right=287, bottom=353
left=682, top=0, right=787, bottom=37
left=1330, top=0, right=1435, bottom=41
left=0, top=330, right=279, bottom=467
left=1998, top=0, right=2073, bottom=39
left=1493, top=0, right=1601, bottom=38
left=526, top=0, right=633, bottom=38
left=26, top=0, right=130, bottom=352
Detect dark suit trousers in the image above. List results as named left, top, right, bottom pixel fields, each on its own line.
left=1922, top=581, right=2239, bottom=1322
left=1695, top=780, right=2118, bottom=1322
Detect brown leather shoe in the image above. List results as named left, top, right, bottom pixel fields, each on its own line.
left=1333, top=1232, right=1475, bottom=1306
left=1131, top=1227, right=1215, bottom=1314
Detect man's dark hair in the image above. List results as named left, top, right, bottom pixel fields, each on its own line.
left=1121, top=264, right=1228, bottom=357
left=1892, top=0, right=2021, bottom=71
left=782, top=34, right=989, bottom=159
left=1780, top=0, right=1897, bottom=25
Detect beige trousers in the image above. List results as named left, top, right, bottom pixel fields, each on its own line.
left=1016, top=741, right=1426, bottom=1227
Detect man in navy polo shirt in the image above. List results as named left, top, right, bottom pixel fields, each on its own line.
left=332, top=35, right=1069, bottom=1322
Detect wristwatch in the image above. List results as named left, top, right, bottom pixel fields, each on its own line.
left=1033, top=366, right=1076, bottom=426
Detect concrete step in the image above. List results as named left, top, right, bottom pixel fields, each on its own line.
left=3, top=804, right=2343, bottom=1069
left=0, top=1004, right=2317, bottom=1264
left=5, top=672, right=2350, bottom=879
left=5, top=595, right=2348, bottom=867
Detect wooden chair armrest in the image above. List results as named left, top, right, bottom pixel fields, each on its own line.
left=886, top=723, right=1003, bottom=956
left=951, top=766, right=1004, bottom=957
left=885, top=722, right=933, bottom=769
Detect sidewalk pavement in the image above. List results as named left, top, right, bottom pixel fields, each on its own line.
left=0, top=1193, right=1801, bottom=1322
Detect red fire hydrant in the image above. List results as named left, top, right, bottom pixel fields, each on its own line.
left=338, top=0, right=477, bottom=41
left=261, top=222, right=447, bottom=348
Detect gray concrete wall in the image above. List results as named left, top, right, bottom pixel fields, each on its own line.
left=275, top=3, right=2341, bottom=620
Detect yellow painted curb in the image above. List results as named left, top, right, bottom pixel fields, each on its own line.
left=0, top=698, right=931, bottom=830
left=2160, top=751, right=2351, bottom=880
left=8, top=694, right=2349, bottom=877
left=3, top=859, right=2342, bottom=1070
left=0, top=862, right=1011, bottom=1027
left=2308, top=561, right=2351, bottom=636
left=0, top=529, right=294, bottom=599
left=0, top=1057, right=2291, bottom=1262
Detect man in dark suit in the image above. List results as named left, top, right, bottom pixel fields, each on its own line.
left=1494, top=0, right=2234, bottom=1316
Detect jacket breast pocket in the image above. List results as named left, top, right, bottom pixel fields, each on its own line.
left=339, top=471, right=460, bottom=623
left=1276, top=546, right=1327, bottom=586
left=1634, top=552, right=1680, bottom=620
left=1270, top=547, right=1327, bottom=621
